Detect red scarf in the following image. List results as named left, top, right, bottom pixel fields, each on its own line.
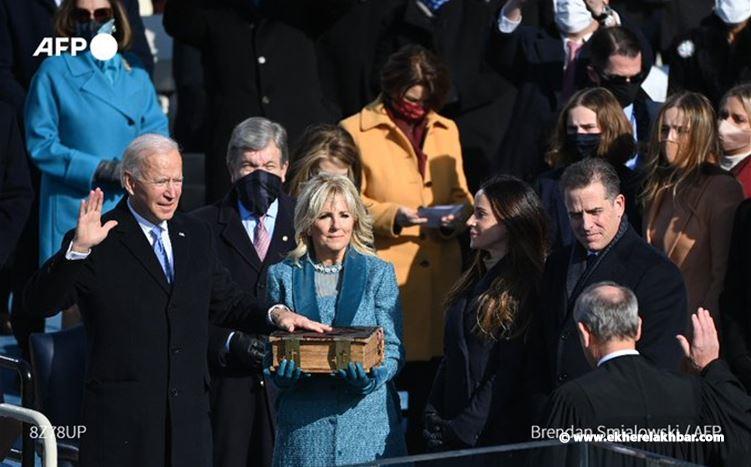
left=386, top=101, right=429, bottom=179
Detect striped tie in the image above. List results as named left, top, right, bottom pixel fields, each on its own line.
left=254, top=215, right=270, bottom=262
left=150, top=226, right=173, bottom=283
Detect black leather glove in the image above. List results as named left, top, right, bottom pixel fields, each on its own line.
left=228, top=332, right=266, bottom=371
left=423, top=411, right=463, bottom=451
left=94, top=159, right=122, bottom=185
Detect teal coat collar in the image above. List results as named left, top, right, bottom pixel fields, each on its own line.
left=292, top=248, right=368, bottom=326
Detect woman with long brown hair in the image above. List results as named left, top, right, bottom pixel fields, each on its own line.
left=423, top=175, right=548, bottom=449
left=537, top=87, right=640, bottom=251
left=642, top=92, right=744, bottom=321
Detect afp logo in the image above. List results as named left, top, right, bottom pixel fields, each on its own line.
left=34, top=34, right=118, bottom=61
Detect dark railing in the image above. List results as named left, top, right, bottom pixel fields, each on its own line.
left=0, top=354, right=35, bottom=467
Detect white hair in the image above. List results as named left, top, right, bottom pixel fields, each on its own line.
left=120, top=134, right=180, bottom=186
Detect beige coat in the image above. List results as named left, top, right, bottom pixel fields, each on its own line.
left=645, top=171, right=744, bottom=321
left=341, top=100, right=472, bottom=361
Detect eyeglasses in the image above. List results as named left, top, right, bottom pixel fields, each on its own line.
left=72, top=7, right=113, bottom=24
left=597, top=70, right=645, bottom=85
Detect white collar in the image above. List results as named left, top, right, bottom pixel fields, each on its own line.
left=237, top=198, right=279, bottom=221
left=127, top=198, right=169, bottom=235
left=597, top=349, right=639, bottom=367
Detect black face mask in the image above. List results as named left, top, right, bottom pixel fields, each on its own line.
left=75, top=20, right=104, bottom=43
left=565, top=133, right=602, bottom=160
left=235, top=170, right=282, bottom=217
left=603, top=80, right=642, bottom=108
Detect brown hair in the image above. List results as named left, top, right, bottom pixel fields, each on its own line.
left=547, top=87, right=636, bottom=167
left=54, top=0, right=133, bottom=51
left=444, top=175, right=548, bottom=341
left=640, top=92, right=720, bottom=208
left=380, top=44, right=451, bottom=112
left=287, top=124, right=363, bottom=198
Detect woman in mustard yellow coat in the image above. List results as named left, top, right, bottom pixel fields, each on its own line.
left=341, top=44, right=472, bottom=450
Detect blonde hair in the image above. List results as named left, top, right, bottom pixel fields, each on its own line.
left=287, top=124, right=362, bottom=197
left=288, top=174, right=375, bottom=265
left=641, top=92, right=720, bottom=209
left=720, top=84, right=751, bottom=123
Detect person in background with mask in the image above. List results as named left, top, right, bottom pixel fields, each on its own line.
left=489, top=0, right=623, bottom=181
left=642, top=92, right=744, bottom=323
left=191, top=117, right=294, bottom=467
left=585, top=25, right=658, bottom=169
left=668, top=0, right=751, bottom=106
left=24, top=0, right=168, bottom=268
left=341, top=44, right=472, bottom=453
left=537, top=87, right=640, bottom=251
left=718, top=84, right=751, bottom=197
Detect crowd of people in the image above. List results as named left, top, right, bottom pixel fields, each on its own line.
left=3, top=0, right=751, bottom=466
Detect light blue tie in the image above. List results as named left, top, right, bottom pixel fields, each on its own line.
left=150, top=226, right=173, bottom=284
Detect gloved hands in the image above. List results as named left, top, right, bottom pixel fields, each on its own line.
left=264, top=359, right=304, bottom=390
left=94, top=159, right=122, bottom=184
left=228, top=331, right=266, bottom=370
left=336, top=362, right=378, bottom=395
left=423, top=411, right=463, bottom=451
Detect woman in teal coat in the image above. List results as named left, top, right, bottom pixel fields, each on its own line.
left=24, top=0, right=168, bottom=262
left=266, top=173, right=407, bottom=466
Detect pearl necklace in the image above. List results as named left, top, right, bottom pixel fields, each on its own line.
left=312, top=261, right=343, bottom=274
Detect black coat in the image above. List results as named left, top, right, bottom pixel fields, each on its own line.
left=544, top=355, right=751, bottom=466
left=163, top=0, right=339, bottom=202
left=427, top=259, right=531, bottom=447
left=0, top=101, right=32, bottom=268
left=373, top=0, right=516, bottom=192
left=721, top=199, right=751, bottom=392
left=668, top=14, right=751, bottom=106
left=0, top=0, right=153, bottom=115
left=534, top=223, right=687, bottom=393
left=23, top=199, right=271, bottom=467
left=190, top=192, right=296, bottom=467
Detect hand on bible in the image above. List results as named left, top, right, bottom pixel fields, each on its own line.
left=676, top=308, right=720, bottom=374
left=71, top=188, right=118, bottom=253
left=271, top=306, right=332, bottom=333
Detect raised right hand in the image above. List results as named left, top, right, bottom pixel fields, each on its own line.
left=71, top=188, right=118, bottom=253
left=676, top=308, right=720, bottom=374
left=395, top=206, right=428, bottom=228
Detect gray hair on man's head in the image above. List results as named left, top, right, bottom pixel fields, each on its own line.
left=226, top=117, right=288, bottom=171
left=120, top=134, right=180, bottom=187
left=573, top=281, right=640, bottom=341
left=560, top=158, right=621, bottom=200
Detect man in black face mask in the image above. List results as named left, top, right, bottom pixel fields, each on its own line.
left=584, top=25, right=660, bottom=169
left=191, top=117, right=295, bottom=467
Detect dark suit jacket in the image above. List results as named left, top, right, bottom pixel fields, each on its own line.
left=163, top=0, right=338, bottom=201
left=721, top=199, right=751, bottom=392
left=0, top=0, right=153, bottom=115
left=190, top=192, right=295, bottom=467
left=23, top=199, right=271, bottom=467
left=544, top=355, right=751, bottom=466
left=427, top=259, right=530, bottom=447
left=534, top=223, right=687, bottom=393
left=0, top=101, right=32, bottom=267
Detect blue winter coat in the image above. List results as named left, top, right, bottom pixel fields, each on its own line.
left=266, top=249, right=407, bottom=466
left=24, top=51, right=168, bottom=262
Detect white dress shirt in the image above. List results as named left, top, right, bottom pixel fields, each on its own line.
left=597, top=349, right=640, bottom=367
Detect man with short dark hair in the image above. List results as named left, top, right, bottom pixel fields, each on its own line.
left=543, top=282, right=751, bottom=466
left=23, top=134, right=328, bottom=467
left=192, top=117, right=295, bottom=467
left=532, top=158, right=686, bottom=396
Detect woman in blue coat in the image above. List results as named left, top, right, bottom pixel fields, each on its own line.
left=25, top=0, right=168, bottom=262
left=423, top=175, right=549, bottom=449
left=266, top=173, right=406, bottom=466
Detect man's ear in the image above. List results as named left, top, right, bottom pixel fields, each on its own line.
left=123, top=172, right=136, bottom=196
left=635, top=317, right=643, bottom=342
left=586, top=65, right=599, bottom=85
left=577, top=321, right=592, bottom=349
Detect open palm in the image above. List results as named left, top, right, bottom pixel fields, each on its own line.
left=71, top=188, right=118, bottom=253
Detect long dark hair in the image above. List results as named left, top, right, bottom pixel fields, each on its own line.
left=444, top=176, right=549, bottom=340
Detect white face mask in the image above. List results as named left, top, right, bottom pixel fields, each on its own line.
left=554, top=0, right=593, bottom=34
left=715, top=0, right=751, bottom=25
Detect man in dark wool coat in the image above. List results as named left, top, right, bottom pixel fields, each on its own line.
left=542, top=282, right=751, bottom=467
left=23, top=134, right=329, bottom=467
